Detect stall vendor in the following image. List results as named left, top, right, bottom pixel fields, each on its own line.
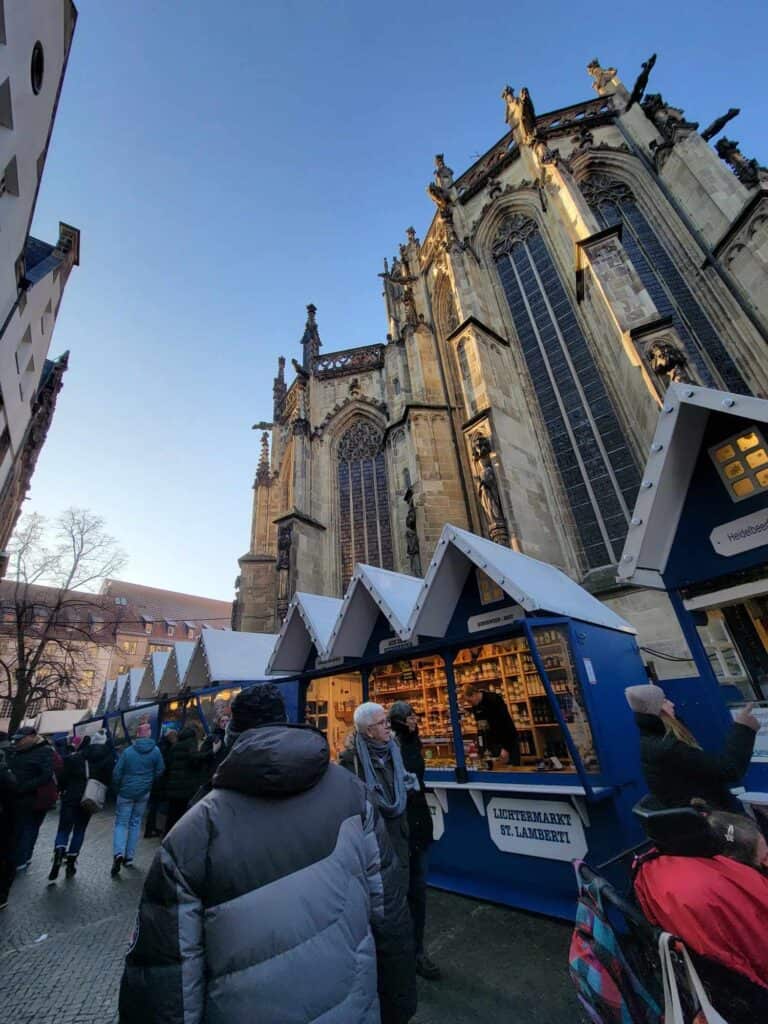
left=462, top=682, right=521, bottom=766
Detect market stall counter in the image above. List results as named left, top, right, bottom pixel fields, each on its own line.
left=267, top=525, right=651, bottom=919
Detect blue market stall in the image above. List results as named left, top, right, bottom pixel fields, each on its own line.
left=75, top=629, right=298, bottom=750
left=268, top=524, right=651, bottom=918
left=618, top=383, right=768, bottom=795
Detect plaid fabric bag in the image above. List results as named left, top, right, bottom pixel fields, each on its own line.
left=569, top=864, right=662, bottom=1024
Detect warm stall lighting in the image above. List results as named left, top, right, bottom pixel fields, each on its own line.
left=710, top=426, right=768, bottom=503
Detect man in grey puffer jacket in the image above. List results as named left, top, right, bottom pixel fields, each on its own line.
left=118, top=684, right=417, bottom=1024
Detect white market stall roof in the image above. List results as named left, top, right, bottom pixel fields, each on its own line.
left=156, top=640, right=196, bottom=696
left=267, top=525, right=634, bottom=673
left=107, top=674, right=126, bottom=711
left=95, top=678, right=114, bottom=715
left=184, top=628, right=282, bottom=691
left=137, top=651, right=170, bottom=700
left=119, top=667, right=146, bottom=708
left=267, top=593, right=343, bottom=673
left=617, top=384, right=768, bottom=588
left=325, top=565, right=423, bottom=660
left=35, top=709, right=89, bottom=735
left=406, top=525, right=635, bottom=638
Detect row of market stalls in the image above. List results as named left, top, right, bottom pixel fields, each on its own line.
left=75, top=384, right=768, bottom=918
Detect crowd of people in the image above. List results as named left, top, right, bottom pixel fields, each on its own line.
left=3, top=676, right=767, bottom=1021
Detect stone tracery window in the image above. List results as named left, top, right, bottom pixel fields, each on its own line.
left=580, top=173, right=747, bottom=394
left=493, top=213, right=640, bottom=570
left=337, top=419, right=394, bottom=587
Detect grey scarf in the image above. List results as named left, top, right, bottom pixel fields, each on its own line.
left=354, top=732, right=417, bottom=819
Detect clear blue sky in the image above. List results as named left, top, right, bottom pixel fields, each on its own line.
left=28, top=0, right=768, bottom=601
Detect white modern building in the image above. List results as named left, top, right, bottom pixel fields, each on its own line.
left=0, top=0, right=79, bottom=570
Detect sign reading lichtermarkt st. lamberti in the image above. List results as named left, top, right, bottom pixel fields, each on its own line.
left=710, top=508, right=768, bottom=557
left=487, top=797, right=587, bottom=860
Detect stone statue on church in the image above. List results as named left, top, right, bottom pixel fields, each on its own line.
left=701, top=108, right=740, bottom=142
left=276, top=523, right=292, bottom=570
left=586, top=58, right=616, bottom=93
left=625, top=53, right=657, bottom=111
left=471, top=433, right=510, bottom=546
left=404, top=493, right=422, bottom=576
left=647, top=340, right=694, bottom=385
left=716, top=138, right=763, bottom=189
left=500, top=86, right=537, bottom=144
left=434, top=154, right=454, bottom=190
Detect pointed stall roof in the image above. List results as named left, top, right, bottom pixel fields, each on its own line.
left=119, top=667, right=147, bottom=709
left=406, top=525, right=635, bottom=639
left=95, top=679, right=115, bottom=716
left=110, top=673, right=127, bottom=711
left=267, top=592, right=344, bottom=673
left=618, top=384, right=768, bottom=588
left=325, top=564, right=423, bottom=660
left=137, top=651, right=170, bottom=700
left=185, top=628, right=281, bottom=691
left=156, top=640, right=197, bottom=696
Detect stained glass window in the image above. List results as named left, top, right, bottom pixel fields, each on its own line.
left=337, top=420, right=394, bottom=587
left=494, top=214, right=640, bottom=569
left=580, top=174, right=748, bottom=395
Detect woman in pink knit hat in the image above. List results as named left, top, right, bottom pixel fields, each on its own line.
left=625, top=682, right=760, bottom=811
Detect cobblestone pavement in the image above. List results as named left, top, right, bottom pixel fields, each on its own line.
left=0, top=808, right=580, bottom=1023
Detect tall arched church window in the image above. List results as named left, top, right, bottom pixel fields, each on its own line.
left=493, top=214, right=640, bottom=569
left=580, top=174, right=747, bottom=394
left=337, top=420, right=394, bottom=587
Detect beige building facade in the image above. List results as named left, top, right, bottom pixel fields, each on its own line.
left=233, top=56, right=768, bottom=678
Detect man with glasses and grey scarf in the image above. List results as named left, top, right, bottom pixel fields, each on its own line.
left=341, top=702, right=440, bottom=987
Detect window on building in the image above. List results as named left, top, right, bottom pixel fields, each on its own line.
left=0, top=78, right=12, bottom=130
left=165, top=620, right=176, bottom=638
left=336, top=419, right=394, bottom=588
left=493, top=213, right=640, bottom=569
left=30, top=41, right=44, bottom=95
left=0, top=699, right=12, bottom=718
left=81, top=669, right=95, bottom=687
left=119, top=639, right=138, bottom=655
left=580, top=174, right=747, bottom=394
left=148, top=643, right=169, bottom=655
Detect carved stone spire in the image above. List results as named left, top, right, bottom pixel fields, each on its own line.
left=256, top=432, right=271, bottom=485
left=301, top=303, right=322, bottom=370
left=716, top=137, right=765, bottom=189
left=272, top=356, right=286, bottom=421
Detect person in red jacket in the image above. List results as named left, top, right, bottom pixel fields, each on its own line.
left=634, top=801, right=768, bottom=1021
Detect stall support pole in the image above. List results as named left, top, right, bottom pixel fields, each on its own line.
left=522, top=621, right=595, bottom=800
left=361, top=667, right=370, bottom=702
left=667, top=589, right=722, bottom=692
left=442, top=652, right=467, bottom=783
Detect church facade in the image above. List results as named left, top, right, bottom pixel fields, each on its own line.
left=233, top=56, right=768, bottom=674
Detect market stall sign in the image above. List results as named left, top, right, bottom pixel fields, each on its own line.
left=710, top=508, right=768, bottom=558
left=486, top=797, right=587, bottom=861
left=425, top=792, right=445, bottom=841
left=467, top=605, right=524, bottom=634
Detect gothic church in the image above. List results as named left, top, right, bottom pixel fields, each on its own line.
left=232, top=55, right=768, bottom=670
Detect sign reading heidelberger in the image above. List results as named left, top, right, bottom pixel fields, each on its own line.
left=487, top=797, right=587, bottom=861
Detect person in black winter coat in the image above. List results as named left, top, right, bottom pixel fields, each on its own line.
left=0, top=736, right=17, bottom=908
left=9, top=727, right=56, bottom=868
left=143, top=730, right=177, bottom=838
left=48, top=731, right=114, bottom=881
left=625, top=683, right=760, bottom=811
left=119, top=684, right=417, bottom=1024
left=462, top=682, right=521, bottom=765
left=389, top=701, right=441, bottom=982
left=163, top=724, right=206, bottom=832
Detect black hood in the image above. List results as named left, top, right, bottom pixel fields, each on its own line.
left=635, top=712, right=666, bottom=736
left=213, top=724, right=329, bottom=797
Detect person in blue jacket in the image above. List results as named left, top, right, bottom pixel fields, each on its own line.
left=111, top=723, right=164, bottom=877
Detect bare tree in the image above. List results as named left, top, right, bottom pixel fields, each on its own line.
left=1, top=508, right=126, bottom=734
